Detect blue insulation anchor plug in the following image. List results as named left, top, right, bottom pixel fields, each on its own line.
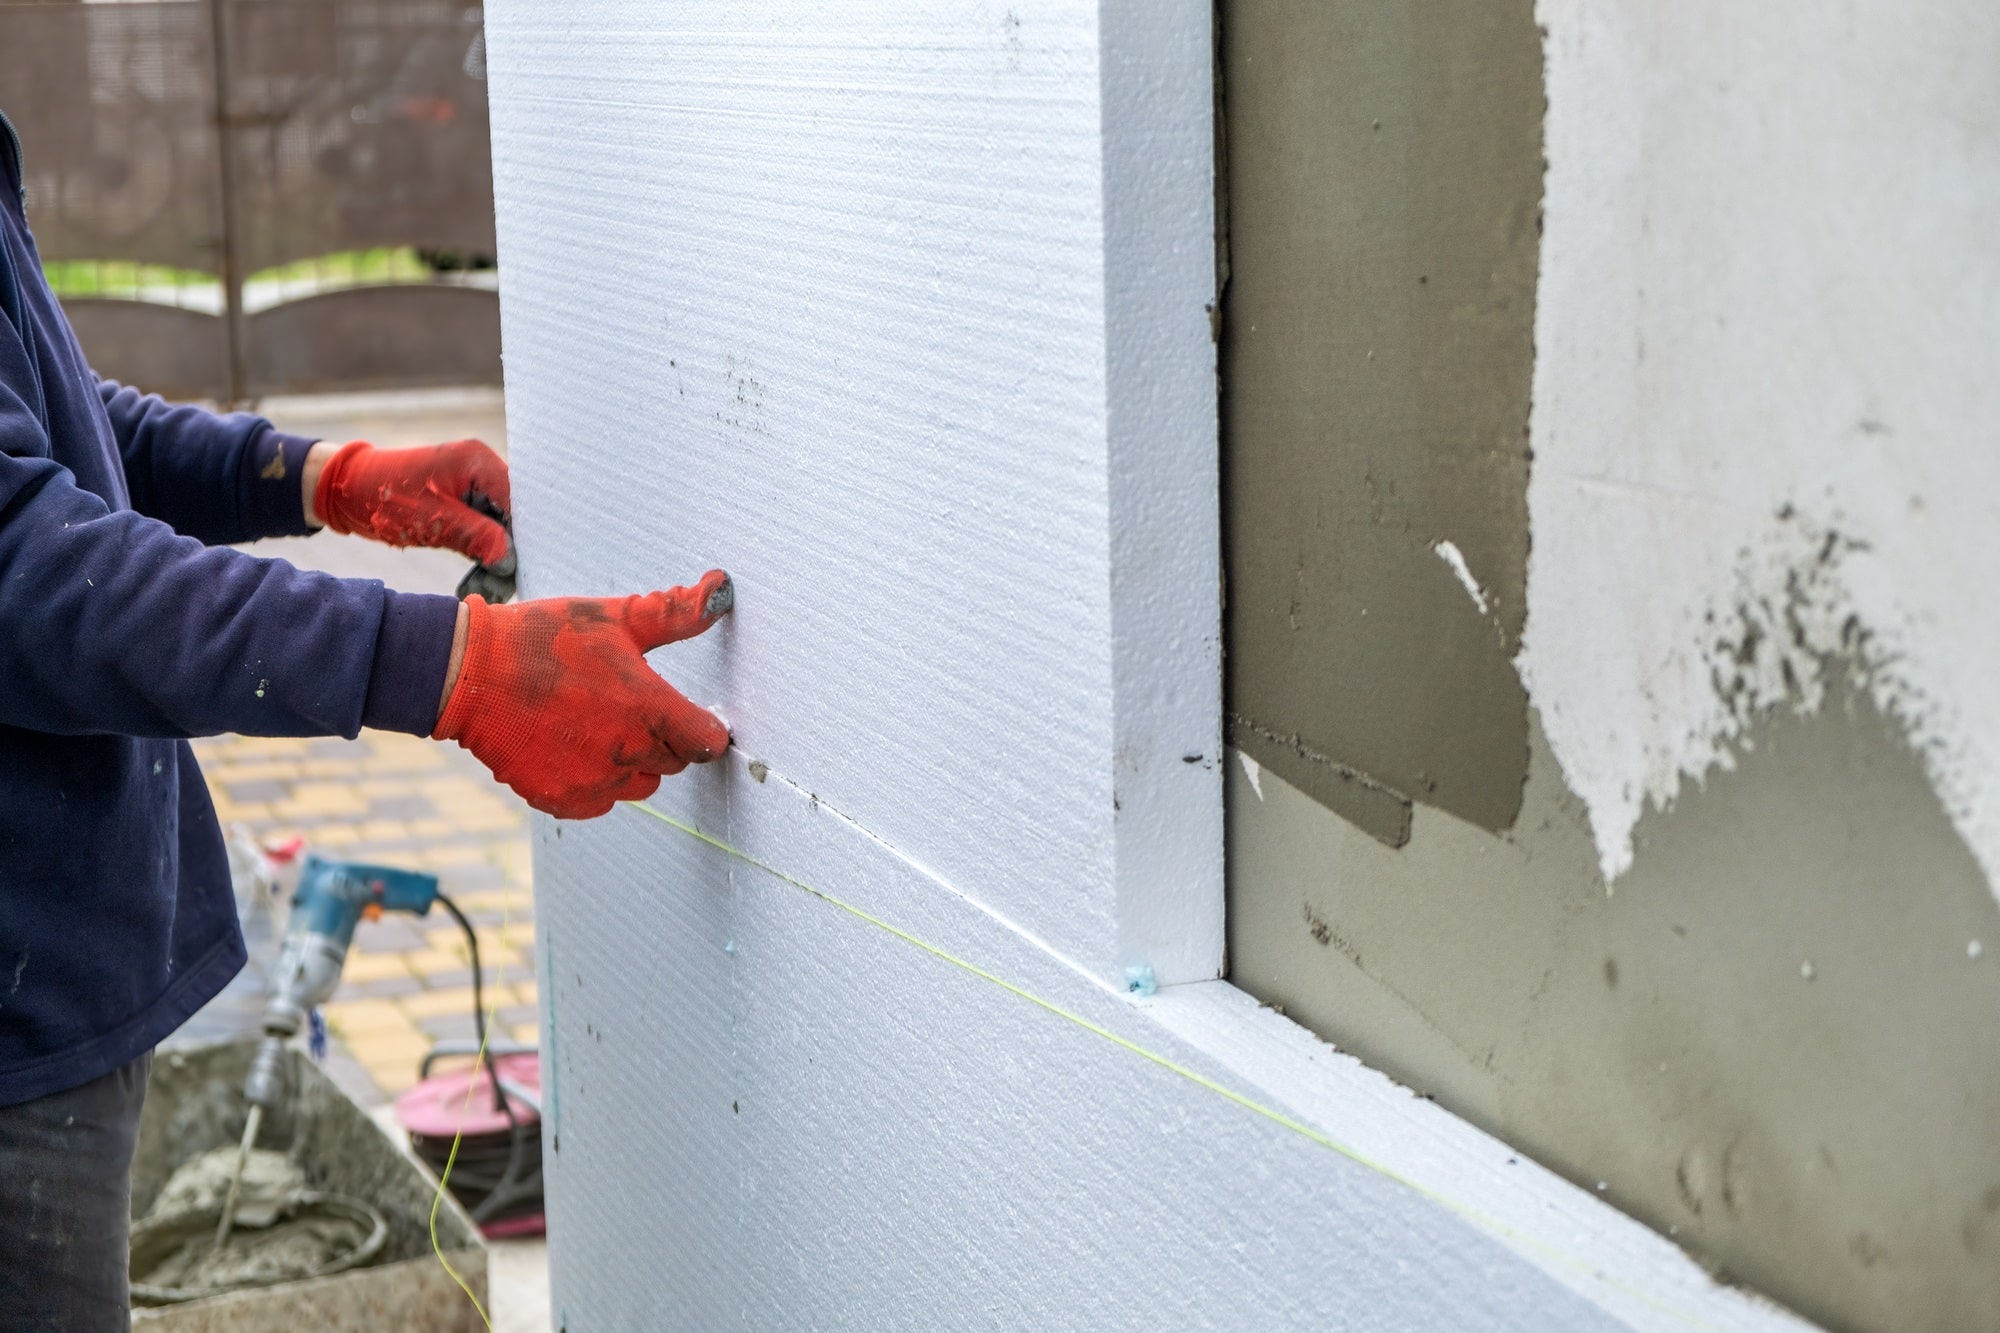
left=1124, top=964, right=1157, bottom=997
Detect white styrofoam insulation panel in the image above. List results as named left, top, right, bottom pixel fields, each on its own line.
left=487, top=0, right=1219, bottom=989
left=485, top=2, right=1816, bottom=1327
left=1524, top=0, right=2000, bottom=888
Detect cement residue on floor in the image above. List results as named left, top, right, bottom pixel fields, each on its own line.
left=136, top=1211, right=372, bottom=1293
left=150, top=1147, right=302, bottom=1229
left=131, top=1146, right=379, bottom=1299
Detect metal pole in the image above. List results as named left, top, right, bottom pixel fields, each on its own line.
left=206, top=0, right=246, bottom=405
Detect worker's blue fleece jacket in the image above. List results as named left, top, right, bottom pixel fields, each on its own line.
left=0, top=117, right=460, bottom=1106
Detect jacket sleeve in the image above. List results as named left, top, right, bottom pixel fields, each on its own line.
left=0, top=379, right=456, bottom=740
left=97, top=377, right=321, bottom=546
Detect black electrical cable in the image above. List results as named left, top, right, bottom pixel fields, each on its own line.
left=435, top=888, right=510, bottom=1121
left=427, top=889, right=541, bottom=1225
left=433, top=890, right=492, bottom=1073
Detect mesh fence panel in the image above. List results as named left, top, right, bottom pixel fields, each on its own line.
left=0, top=0, right=499, bottom=397
left=0, top=2, right=224, bottom=272
left=224, top=0, right=495, bottom=274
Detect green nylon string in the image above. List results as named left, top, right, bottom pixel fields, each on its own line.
left=428, top=894, right=509, bottom=1331
left=620, top=799, right=1727, bottom=1333
left=428, top=1061, right=495, bottom=1331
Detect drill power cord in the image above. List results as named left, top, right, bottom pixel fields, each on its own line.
left=426, top=886, right=514, bottom=1331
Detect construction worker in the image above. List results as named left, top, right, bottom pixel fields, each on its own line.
left=0, top=116, right=731, bottom=1327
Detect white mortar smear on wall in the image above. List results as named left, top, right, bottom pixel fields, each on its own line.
left=1432, top=540, right=1490, bottom=617
left=1523, top=0, right=2000, bottom=889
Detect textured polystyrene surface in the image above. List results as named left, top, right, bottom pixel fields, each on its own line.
left=490, top=2, right=1125, bottom=983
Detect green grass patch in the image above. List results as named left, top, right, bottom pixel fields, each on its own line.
left=251, top=247, right=434, bottom=287
left=41, top=259, right=216, bottom=298
left=42, top=247, right=439, bottom=298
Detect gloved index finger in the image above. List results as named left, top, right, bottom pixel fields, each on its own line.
left=463, top=488, right=517, bottom=579
left=442, top=438, right=512, bottom=518
left=634, top=674, right=730, bottom=768
left=434, top=504, right=515, bottom=568
left=624, top=571, right=734, bottom=651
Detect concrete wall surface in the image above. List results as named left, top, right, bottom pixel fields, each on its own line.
left=1222, top=2, right=2000, bottom=1330
left=486, top=3, right=1806, bottom=1329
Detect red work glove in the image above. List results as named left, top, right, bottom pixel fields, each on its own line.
left=434, top=571, right=735, bottom=819
left=312, top=439, right=512, bottom=567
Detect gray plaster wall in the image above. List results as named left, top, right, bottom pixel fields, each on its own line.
left=1220, top=2, right=2000, bottom=1330
left=1219, top=0, right=1542, bottom=845
left=1228, top=693, right=2000, bottom=1333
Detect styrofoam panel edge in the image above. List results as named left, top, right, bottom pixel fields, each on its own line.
left=1100, top=0, right=1226, bottom=989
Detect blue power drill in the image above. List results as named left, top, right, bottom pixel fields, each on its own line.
left=241, top=854, right=439, bottom=1111
left=214, top=856, right=441, bottom=1249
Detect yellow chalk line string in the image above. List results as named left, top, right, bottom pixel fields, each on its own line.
left=622, top=797, right=1726, bottom=1333
left=427, top=888, right=510, bottom=1331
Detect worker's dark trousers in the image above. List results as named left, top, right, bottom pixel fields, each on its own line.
left=0, top=1052, right=151, bottom=1332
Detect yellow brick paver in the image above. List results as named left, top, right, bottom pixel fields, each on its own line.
left=400, top=946, right=475, bottom=978
left=228, top=736, right=314, bottom=759
left=427, top=925, right=523, bottom=958
left=451, top=888, right=534, bottom=914
left=338, top=948, right=420, bottom=984
left=190, top=724, right=537, bottom=1102
left=400, top=985, right=520, bottom=1019
left=454, top=810, right=523, bottom=834
left=361, top=751, right=448, bottom=774
left=209, top=760, right=300, bottom=784
left=419, top=842, right=497, bottom=868
left=278, top=781, right=371, bottom=817
left=362, top=1038, right=437, bottom=1093
left=354, top=819, right=413, bottom=844
left=322, top=998, right=421, bottom=1037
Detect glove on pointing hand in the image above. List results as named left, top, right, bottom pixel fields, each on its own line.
left=313, top=439, right=513, bottom=567
left=434, top=571, right=735, bottom=819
